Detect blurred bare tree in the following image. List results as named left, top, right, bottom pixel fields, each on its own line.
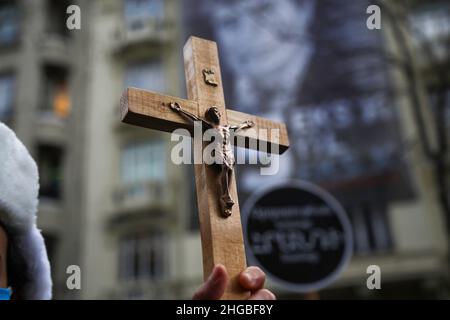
left=376, top=0, right=450, bottom=229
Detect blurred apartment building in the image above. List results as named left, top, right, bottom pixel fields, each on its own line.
left=0, top=0, right=91, bottom=299
left=0, top=0, right=203, bottom=299
left=81, top=0, right=203, bottom=299
left=1, top=0, right=449, bottom=300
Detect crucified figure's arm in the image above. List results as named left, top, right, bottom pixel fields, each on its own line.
left=231, top=120, right=255, bottom=132
left=169, top=102, right=212, bottom=129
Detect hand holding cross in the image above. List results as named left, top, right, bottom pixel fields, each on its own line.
left=120, top=36, right=289, bottom=299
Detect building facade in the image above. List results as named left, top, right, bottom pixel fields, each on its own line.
left=0, top=0, right=203, bottom=300
left=81, top=0, right=202, bottom=299
left=0, top=0, right=91, bottom=299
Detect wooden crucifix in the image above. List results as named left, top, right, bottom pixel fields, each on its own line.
left=120, top=36, right=289, bottom=299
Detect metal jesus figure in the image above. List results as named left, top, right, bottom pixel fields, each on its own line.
left=169, top=102, right=254, bottom=217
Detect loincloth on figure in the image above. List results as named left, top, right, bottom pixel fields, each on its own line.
left=211, top=125, right=235, bottom=171
left=212, top=150, right=235, bottom=171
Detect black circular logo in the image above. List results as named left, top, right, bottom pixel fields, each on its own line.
left=242, top=181, right=353, bottom=292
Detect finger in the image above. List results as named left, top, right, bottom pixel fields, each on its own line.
left=192, top=264, right=228, bottom=300
left=239, top=266, right=266, bottom=291
left=248, top=289, right=276, bottom=300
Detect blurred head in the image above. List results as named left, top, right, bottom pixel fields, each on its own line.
left=206, top=106, right=221, bottom=125
left=0, top=123, right=52, bottom=300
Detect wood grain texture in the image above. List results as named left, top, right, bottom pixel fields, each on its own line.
left=227, top=109, right=289, bottom=154
left=184, top=36, right=250, bottom=300
left=119, top=37, right=290, bottom=300
left=121, top=88, right=289, bottom=153
left=120, top=87, right=199, bottom=134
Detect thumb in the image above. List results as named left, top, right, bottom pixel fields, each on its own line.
left=193, top=264, right=228, bottom=300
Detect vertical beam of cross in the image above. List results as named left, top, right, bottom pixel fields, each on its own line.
left=183, top=37, right=250, bottom=299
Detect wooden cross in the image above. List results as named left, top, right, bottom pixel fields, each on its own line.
left=120, top=37, right=289, bottom=299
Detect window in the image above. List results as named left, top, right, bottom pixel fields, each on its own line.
left=0, top=2, right=19, bottom=46
left=429, top=89, right=450, bottom=130
left=118, top=231, right=166, bottom=281
left=347, top=202, right=393, bottom=255
left=38, top=145, right=64, bottom=200
left=411, top=7, right=450, bottom=42
left=124, top=0, right=165, bottom=31
left=41, top=66, right=71, bottom=119
left=0, top=73, right=15, bottom=120
left=408, top=4, right=450, bottom=64
left=46, top=0, right=70, bottom=37
left=125, top=60, right=166, bottom=93
left=121, top=140, right=166, bottom=186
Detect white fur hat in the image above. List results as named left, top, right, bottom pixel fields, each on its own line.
left=0, top=122, right=52, bottom=299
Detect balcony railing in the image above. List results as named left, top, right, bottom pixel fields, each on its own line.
left=38, top=33, right=71, bottom=65
left=106, top=278, right=189, bottom=300
left=112, top=180, right=175, bottom=216
left=113, top=17, right=174, bottom=53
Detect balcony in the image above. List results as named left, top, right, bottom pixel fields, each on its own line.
left=37, top=33, right=71, bottom=66
left=106, top=278, right=187, bottom=300
left=112, top=17, right=174, bottom=55
left=110, top=180, right=177, bottom=224
left=37, top=198, right=64, bottom=233
left=34, top=112, right=68, bottom=145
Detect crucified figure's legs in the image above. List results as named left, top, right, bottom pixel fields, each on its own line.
left=220, top=165, right=234, bottom=217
